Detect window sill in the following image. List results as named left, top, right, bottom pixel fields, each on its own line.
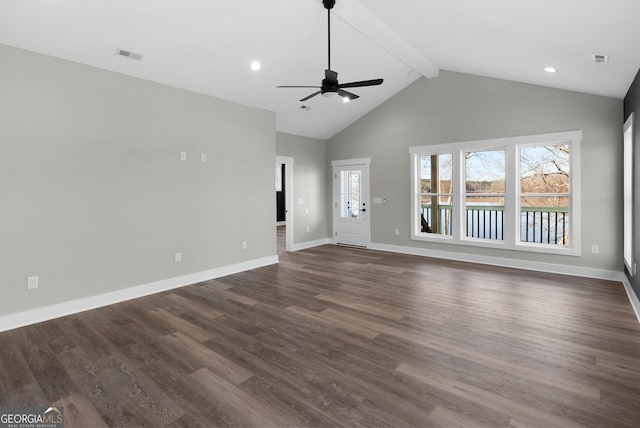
left=412, top=233, right=580, bottom=257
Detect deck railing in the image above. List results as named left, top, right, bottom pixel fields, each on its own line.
left=421, top=204, right=569, bottom=245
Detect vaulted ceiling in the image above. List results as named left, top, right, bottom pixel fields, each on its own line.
left=1, top=0, right=638, bottom=139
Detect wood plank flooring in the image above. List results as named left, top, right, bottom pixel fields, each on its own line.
left=2, top=236, right=640, bottom=427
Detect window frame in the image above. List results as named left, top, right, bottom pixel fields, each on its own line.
left=418, top=153, right=454, bottom=236
left=623, top=113, right=635, bottom=276
left=410, top=131, right=581, bottom=256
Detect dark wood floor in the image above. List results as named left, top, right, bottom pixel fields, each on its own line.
left=2, top=236, right=640, bottom=427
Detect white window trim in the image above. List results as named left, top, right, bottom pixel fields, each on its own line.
left=623, top=113, right=636, bottom=275
left=410, top=130, right=581, bottom=256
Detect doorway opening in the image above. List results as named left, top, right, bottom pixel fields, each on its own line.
left=276, top=156, right=294, bottom=254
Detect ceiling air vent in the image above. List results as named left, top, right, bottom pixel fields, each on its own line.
left=116, top=48, right=144, bottom=61
left=592, top=53, right=609, bottom=64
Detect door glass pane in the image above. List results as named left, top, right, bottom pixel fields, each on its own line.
left=340, top=170, right=361, bottom=219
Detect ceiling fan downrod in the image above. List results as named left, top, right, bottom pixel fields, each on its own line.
left=324, top=0, right=335, bottom=71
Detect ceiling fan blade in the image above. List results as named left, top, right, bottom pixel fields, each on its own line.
left=325, top=69, right=338, bottom=85
left=338, top=78, right=384, bottom=89
left=300, top=90, right=322, bottom=102
left=277, top=85, right=321, bottom=88
left=338, top=89, right=359, bottom=100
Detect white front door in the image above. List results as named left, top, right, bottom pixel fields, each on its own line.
left=333, top=160, right=370, bottom=247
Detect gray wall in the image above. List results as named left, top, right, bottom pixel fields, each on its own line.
left=276, top=132, right=329, bottom=244
left=329, top=70, right=623, bottom=272
left=624, top=68, right=640, bottom=300
left=0, top=44, right=276, bottom=316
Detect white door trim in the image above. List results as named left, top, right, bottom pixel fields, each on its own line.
left=331, top=158, right=371, bottom=167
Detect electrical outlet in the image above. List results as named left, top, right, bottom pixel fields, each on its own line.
left=306, top=226, right=310, bottom=232
left=394, top=229, right=400, bottom=236
left=180, top=152, right=187, bottom=161
left=201, top=153, right=207, bottom=162
left=591, top=245, right=599, bottom=254
left=175, top=252, right=182, bottom=262
left=242, top=241, right=248, bottom=250
left=27, top=276, right=38, bottom=290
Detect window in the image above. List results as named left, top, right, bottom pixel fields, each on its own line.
left=419, top=154, right=453, bottom=236
left=465, top=149, right=505, bottom=241
left=410, top=131, right=581, bottom=255
left=519, top=145, right=570, bottom=245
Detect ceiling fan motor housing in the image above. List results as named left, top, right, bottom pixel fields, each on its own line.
left=322, top=71, right=339, bottom=94
left=323, top=0, right=336, bottom=10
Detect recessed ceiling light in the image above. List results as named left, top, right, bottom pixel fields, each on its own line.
left=544, top=67, right=557, bottom=73
left=250, top=61, right=261, bottom=71
left=342, top=97, right=350, bottom=103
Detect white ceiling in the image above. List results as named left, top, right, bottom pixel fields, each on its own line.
left=1, top=0, right=639, bottom=139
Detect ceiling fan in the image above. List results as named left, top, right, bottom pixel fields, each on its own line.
left=277, top=0, right=383, bottom=102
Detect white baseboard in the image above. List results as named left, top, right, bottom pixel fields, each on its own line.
left=0, top=255, right=278, bottom=333
left=622, top=276, right=640, bottom=324
left=292, top=238, right=332, bottom=252
left=368, top=242, right=624, bottom=281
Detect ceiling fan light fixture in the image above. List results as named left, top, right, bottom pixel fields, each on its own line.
left=342, top=96, right=350, bottom=103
